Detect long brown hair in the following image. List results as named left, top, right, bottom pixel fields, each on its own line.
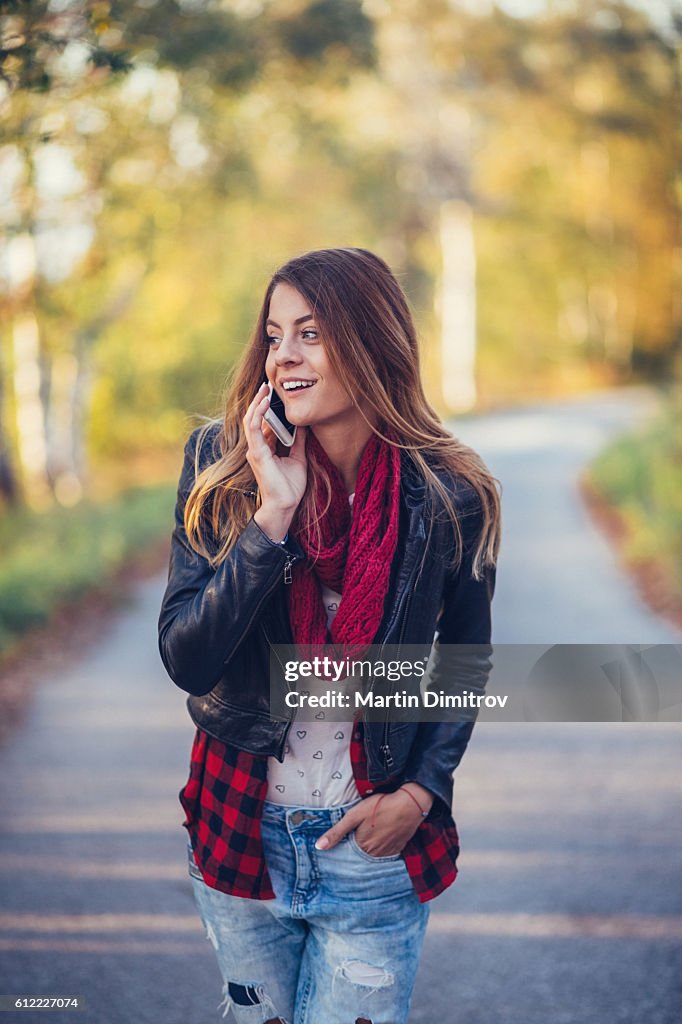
left=184, top=247, right=501, bottom=579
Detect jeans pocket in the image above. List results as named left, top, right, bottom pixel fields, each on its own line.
left=347, top=830, right=403, bottom=863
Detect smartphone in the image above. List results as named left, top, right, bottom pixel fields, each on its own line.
left=263, top=381, right=297, bottom=447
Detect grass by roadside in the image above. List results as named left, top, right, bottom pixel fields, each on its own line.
left=580, top=387, right=682, bottom=629
left=0, top=480, right=179, bottom=743
left=0, top=482, right=177, bottom=660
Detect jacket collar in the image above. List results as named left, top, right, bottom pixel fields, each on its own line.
left=399, top=447, right=427, bottom=508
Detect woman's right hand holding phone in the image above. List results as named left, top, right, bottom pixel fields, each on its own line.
left=244, top=382, right=307, bottom=543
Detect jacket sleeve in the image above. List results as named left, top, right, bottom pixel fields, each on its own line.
left=157, top=426, right=303, bottom=697
left=401, top=489, right=496, bottom=816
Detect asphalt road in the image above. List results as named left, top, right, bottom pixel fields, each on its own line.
left=0, top=386, right=680, bottom=1024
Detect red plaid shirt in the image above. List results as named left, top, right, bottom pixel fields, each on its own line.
left=180, top=717, right=460, bottom=904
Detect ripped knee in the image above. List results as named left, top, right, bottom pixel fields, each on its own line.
left=338, top=959, right=394, bottom=989
left=331, top=956, right=394, bottom=1021
left=216, top=980, right=288, bottom=1023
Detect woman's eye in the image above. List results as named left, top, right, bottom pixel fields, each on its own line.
left=265, top=329, right=317, bottom=345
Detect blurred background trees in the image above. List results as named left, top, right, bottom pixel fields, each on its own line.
left=1, top=0, right=679, bottom=506
left=0, top=0, right=680, bottom=646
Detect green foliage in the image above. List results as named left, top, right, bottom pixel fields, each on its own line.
left=586, top=389, right=682, bottom=592
left=276, top=0, right=376, bottom=69
left=152, top=8, right=260, bottom=89
left=0, top=0, right=133, bottom=94
left=0, top=481, right=176, bottom=653
left=0, top=0, right=679, bottom=507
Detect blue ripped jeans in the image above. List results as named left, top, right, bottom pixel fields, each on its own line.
left=187, top=796, right=430, bottom=1024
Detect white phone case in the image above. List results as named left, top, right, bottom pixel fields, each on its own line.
left=263, top=382, right=296, bottom=447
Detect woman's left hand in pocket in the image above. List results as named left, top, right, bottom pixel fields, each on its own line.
left=314, top=788, right=432, bottom=858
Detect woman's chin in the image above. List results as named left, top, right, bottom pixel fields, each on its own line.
left=284, top=411, right=307, bottom=427
left=285, top=406, right=318, bottom=427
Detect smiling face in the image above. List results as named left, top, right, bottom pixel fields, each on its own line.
left=264, top=281, right=371, bottom=437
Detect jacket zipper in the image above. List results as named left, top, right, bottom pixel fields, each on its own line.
left=232, top=548, right=300, bottom=669
left=251, top=486, right=295, bottom=587
left=380, top=552, right=423, bottom=772
left=283, top=555, right=294, bottom=584
left=380, top=590, right=416, bottom=772
left=260, top=555, right=300, bottom=759
left=261, top=618, right=298, bottom=761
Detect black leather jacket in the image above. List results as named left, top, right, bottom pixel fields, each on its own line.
left=158, top=424, right=496, bottom=817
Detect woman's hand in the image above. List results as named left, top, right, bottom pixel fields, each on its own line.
left=314, top=785, right=434, bottom=858
left=244, top=382, right=307, bottom=540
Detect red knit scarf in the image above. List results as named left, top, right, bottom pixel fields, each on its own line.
left=286, top=430, right=401, bottom=654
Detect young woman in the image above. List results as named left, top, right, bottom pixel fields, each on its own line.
left=158, top=247, right=501, bottom=1024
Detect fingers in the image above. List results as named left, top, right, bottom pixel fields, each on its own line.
left=314, top=793, right=418, bottom=855
left=243, top=382, right=268, bottom=433
left=314, top=794, right=384, bottom=850
left=244, top=383, right=272, bottom=463
left=244, top=381, right=269, bottom=428
left=314, top=805, right=361, bottom=851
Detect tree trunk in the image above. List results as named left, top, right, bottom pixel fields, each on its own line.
left=46, top=349, right=83, bottom=506
left=0, top=332, right=20, bottom=506
left=438, top=198, right=478, bottom=412
left=12, top=310, right=51, bottom=508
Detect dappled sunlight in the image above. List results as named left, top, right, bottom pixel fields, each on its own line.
left=0, top=853, right=185, bottom=880
left=2, top=911, right=680, bottom=950
left=2, top=813, right=178, bottom=833
left=0, top=913, right=199, bottom=933
left=459, top=849, right=672, bottom=870
left=0, top=912, right=206, bottom=957
left=0, top=937, right=202, bottom=955
left=0, top=6, right=679, bottom=1022
left=429, top=912, right=682, bottom=940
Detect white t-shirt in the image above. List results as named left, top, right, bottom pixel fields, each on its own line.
left=266, top=494, right=360, bottom=808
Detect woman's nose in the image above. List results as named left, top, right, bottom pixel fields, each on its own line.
left=274, top=333, right=303, bottom=364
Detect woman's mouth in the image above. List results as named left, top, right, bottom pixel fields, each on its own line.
left=281, top=379, right=317, bottom=395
